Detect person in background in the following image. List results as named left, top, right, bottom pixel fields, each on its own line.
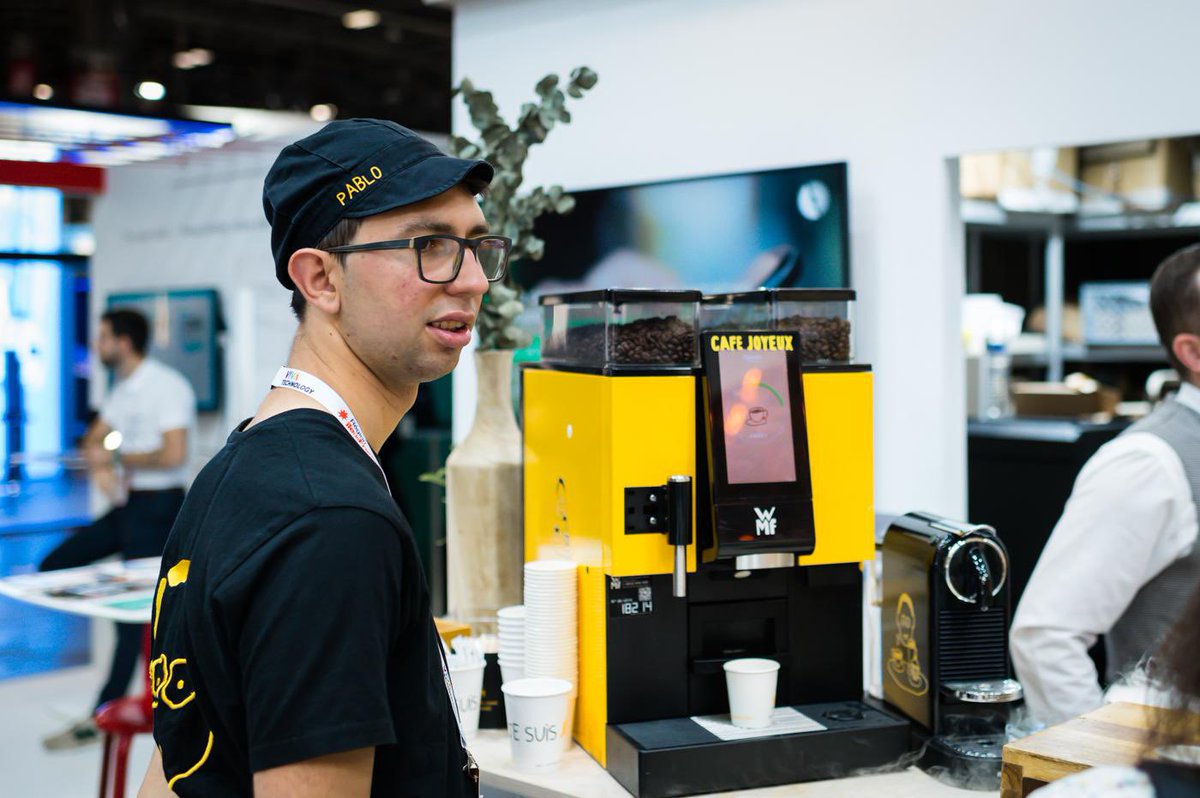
left=138, top=120, right=502, bottom=797
left=40, top=307, right=197, bottom=750
left=1030, top=582, right=1200, bottom=797
left=1010, top=244, right=1200, bottom=727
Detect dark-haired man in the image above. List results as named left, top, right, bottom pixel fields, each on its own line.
left=1011, top=244, right=1200, bottom=726
left=41, top=308, right=196, bottom=749
left=138, top=120, right=505, bottom=797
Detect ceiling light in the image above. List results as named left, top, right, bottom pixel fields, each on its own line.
left=33, top=83, right=54, bottom=101
left=310, top=103, right=337, bottom=122
left=173, top=48, right=214, bottom=70
left=136, top=81, right=166, bottom=101
left=342, top=9, right=381, bottom=30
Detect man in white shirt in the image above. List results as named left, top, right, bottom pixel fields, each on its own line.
left=1011, top=244, right=1200, bottom=727
left=40, top=308, right=197, bottom=749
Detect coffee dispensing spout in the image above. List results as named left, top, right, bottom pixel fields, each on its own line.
left=667, top=476, right=692, bottom=598
left=965, top=542, right=995, bottom=610
left=623, top=475, right=694, bottom=598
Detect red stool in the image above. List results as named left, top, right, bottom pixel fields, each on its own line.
left=95, top=625, right=153, bottom=798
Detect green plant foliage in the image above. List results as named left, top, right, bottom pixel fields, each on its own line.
left=450, top=66, right=598, bottom=349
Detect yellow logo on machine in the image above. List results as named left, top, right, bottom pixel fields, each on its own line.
left=335, top=165, right=384, bottom=206
left=150, top=559, right=216, bottom=790
left=709, top=334, right=795, bottom=352
left=886, top=592, right=928, bottom=696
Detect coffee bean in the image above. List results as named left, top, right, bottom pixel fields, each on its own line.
left=543, top=316, right=698, bottom=366
left=544, top=313, right=850, bottom=365
left=775, top=315, right=851, bottom=362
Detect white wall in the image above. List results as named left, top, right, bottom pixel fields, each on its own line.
left=452, top=0, right=1200, bottom=517
left=90, top=139, right=309, bottom=465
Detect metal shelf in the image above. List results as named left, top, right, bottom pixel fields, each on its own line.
left=963, top=198, right=1192, bottom=382
left=1011, top=345, right=1166, bottom=368
left=962, top=199, right=1200, bottom=236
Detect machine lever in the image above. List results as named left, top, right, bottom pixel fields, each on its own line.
left=667, top=475, right=692, bottom=598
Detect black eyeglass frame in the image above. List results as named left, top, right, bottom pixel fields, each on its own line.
left=325, top=234, right=513, bottom=284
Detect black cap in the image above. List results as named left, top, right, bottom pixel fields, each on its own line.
left=262, top=118, right=494, bottom=290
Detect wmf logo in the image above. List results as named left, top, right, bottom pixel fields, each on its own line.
left=753, top=506, right=778, bottom=536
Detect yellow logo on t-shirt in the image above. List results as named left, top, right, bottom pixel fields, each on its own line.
left=151, top=559, right=215, bottom=789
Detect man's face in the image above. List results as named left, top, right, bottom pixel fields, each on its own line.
left=96, top=321, right=123, bottom=369
left=333, top=185, right=491, bottom=388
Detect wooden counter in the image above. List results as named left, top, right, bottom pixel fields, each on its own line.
left=470, top=729, right=990, bottom=797
left=1001, top=702, right=1164, bottom=798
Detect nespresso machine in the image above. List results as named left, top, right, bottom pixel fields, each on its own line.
left=881, top=512, right=1023, bottom=789
left=523, top=289, right=910, bottom=798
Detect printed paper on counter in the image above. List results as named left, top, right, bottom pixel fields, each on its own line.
left=690, top=706, right=827, bottom=741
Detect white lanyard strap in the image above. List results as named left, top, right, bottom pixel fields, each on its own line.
left=271, top=367, right=387, bottom=484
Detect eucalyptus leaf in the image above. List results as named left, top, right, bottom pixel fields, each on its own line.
left=535, top=74, right=559, bottom=98
left=525, top=237, right=545, bottom=261
left=454, top=66, right=597, bottom=350
left=570, top=66, right=598, bottom=90
left=497, top=300, right=524, bottom=318
left=503, top=326, right=530, bottom=346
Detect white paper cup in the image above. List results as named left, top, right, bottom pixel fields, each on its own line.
left=448, top=661, right=486, bottom=740
left=502, top=678, right=573, bottom=770
left=499, top=659, right=526, bottom=685
left=498, top=605, right=527, bottom=620
left=723, top=658, right=780, bottom=729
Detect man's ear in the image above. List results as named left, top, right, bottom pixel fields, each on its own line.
left=1172, top=333, right=1200, bottom=377
left=288, top=248, right=342, bottom=316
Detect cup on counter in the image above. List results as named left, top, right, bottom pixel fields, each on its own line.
left=502, top=678, right=573, bottom=771
left=723, top=658, right=780, bottom=729
left=448, top=660, right=486, bottom=740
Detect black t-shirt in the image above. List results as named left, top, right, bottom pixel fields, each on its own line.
left=150, top=409, right=474, bottom=797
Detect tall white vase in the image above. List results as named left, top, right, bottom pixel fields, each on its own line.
left=445, top=349, right=524, bottom=629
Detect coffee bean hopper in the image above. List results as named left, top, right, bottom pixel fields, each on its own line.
left=523, top=289, right=910, bottom=797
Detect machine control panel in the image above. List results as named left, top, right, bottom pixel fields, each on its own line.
left=702, top=331, right=816, bottom=558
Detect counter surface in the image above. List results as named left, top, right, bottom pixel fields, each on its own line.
left=470, top=729, right=993, bottom=797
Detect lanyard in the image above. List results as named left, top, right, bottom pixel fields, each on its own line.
left=271, top=367, right=388, bottom=485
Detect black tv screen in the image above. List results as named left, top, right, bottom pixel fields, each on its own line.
left=515, top=162, right=849, bottom=297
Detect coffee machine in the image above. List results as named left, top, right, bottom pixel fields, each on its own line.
left=881, top=512, right=1023, bottom=789
left=522, top=289, right=910, bottom=798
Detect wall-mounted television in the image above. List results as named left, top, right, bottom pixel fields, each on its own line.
left=515, top=162, right=850, bottom=298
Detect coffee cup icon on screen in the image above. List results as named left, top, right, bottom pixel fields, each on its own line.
left=746, top=406, right=769, bottom=426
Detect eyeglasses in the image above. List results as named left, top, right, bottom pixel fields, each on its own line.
left=325, top=234, right=512, bottom=284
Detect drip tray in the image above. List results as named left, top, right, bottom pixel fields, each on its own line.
left=606, top=700, right=911, bottom=798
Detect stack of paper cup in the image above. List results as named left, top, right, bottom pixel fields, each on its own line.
left=497, top=605, right=526, bottom=685
left=523, top=560, right=578, bottom=745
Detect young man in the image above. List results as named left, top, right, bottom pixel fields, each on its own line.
left=41, top=308, right=195, bottom=750
left=138, top=119, right=505, bottom=797
left=1011, top=244, right=1200, bottom=726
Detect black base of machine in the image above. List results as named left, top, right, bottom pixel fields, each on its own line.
left=913, top=724, right=1005, bottom=792
left=606, top=700, right=910, bottom=798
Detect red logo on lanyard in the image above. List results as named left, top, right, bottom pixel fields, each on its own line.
left=338, top=409, right=349, bottom=419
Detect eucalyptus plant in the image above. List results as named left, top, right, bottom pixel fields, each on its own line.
left=450, top=66, right=598, bottom=349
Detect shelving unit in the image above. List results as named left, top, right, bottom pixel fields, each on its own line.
left=963, top=200, right=1195, bottom=383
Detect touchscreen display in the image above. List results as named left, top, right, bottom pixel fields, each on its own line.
left=718, top=348, right=797, bottom=485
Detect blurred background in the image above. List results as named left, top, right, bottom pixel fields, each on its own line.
left=1, top=1, right=1199, bottom=795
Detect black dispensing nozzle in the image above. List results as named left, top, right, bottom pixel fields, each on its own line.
left=967, top=542, right=995, bottom=611
left=667, top=476, right=692, bottom=598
